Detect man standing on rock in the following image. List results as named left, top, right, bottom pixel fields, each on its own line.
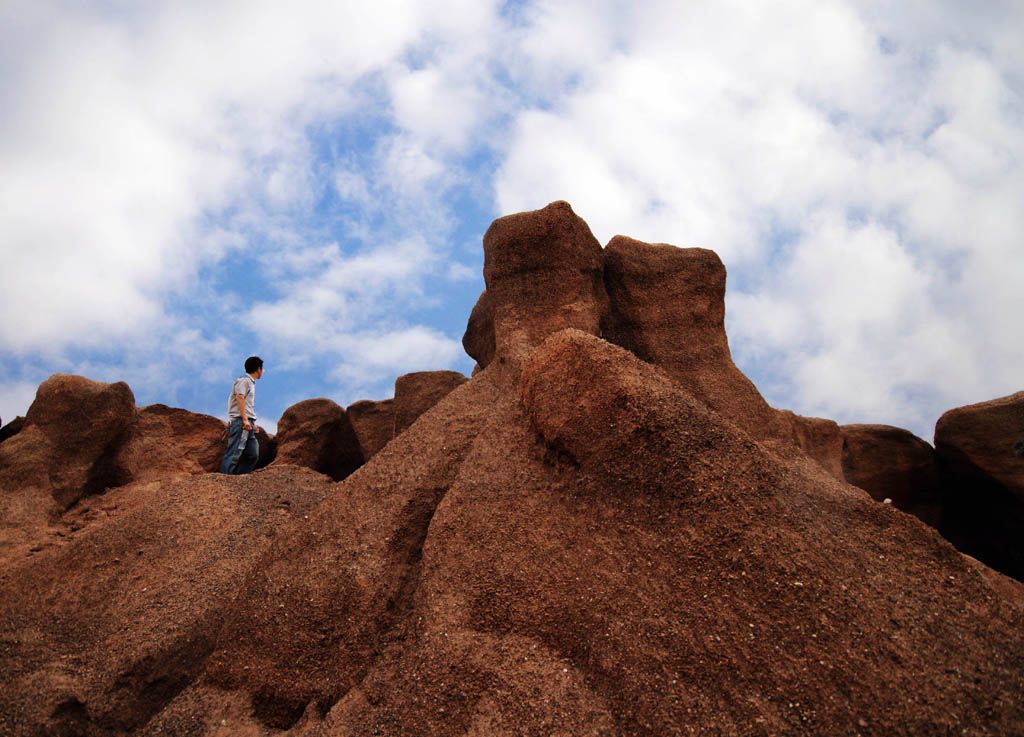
left=219, top=356, right=263, bottom=475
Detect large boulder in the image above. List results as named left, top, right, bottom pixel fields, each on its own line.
left=392, top=371, right=469, bottom=436
left=6, top=374, right=136, bottom=511
left=4, top=206, right=1024, bottom=736
left=115, top=404, right=226, bottom=484
left=482, top=200, right=607, bottom=365
left=271, top=398, right=363, bottom=481
left=346, top=398, right=394, bottom=461
left=935, top=391, right=1024, bottom=581
left=841, top=424, right=944, bottom=526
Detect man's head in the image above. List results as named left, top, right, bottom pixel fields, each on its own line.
left=244, top=356, right=264, bottom=378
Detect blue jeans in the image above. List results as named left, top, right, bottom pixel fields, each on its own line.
left=220, top=417, right=259, bottom=474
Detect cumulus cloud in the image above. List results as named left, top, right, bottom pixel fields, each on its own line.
left=3, top=0, right=1021, bottom=440
left=0, top=0, right=502, bottom=420
left=496, top=0, right=1024, bottom=439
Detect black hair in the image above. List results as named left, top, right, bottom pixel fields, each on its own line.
left=244, top=356, right=264, bottom=374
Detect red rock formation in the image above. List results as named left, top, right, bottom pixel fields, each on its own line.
left=2, top=203, right=1024, bottom=736
left=602, top=234, right=843, bottom=478
left=936, top=391, right=1024, bottom=500
left=0, top=374, right=135, bottom=512
left=841, top=424, right=943, bottom=526
left=0, top=466, right=332, bottom=735
left=196, top=329, right=1024, bottom=736
left=115, top=404, right=226, bottom=484
left=346, top=398, right=394, bottom=461
left=392, top=370, right=468, bottom=435
left=935, top=391, right=1024, bottom=581
left=483, top=200, right=607, bottom=364
left=272, top=398, right=363, bottom=481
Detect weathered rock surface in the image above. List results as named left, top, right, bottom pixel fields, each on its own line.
left=204, top=372, right=501, bottom=729
left=346, top=398, right=394, bottom=461
left=272, top=398, right=363, bottom=481
left=777, top=410, right=844, bottom=479
left=483, top=200, right=608, bottom=364
left=25, top=374, right=137, bottom=509
left=935, top=392, right=1024, bottom=582
left=0, top=466, right=333, bottom=737
left=116, top=404, right=226, bottom=484
left=841, top=424, right=944, bottom=526
left=603, top=235, right=843, bottom=478
left=936, top=391, right=1024, bottom=501
left=2, top=202, right=1023, bottom=736
left=392, top=370, right=469, bottom=436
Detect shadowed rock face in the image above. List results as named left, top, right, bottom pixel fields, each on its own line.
left=346, top=398, right=394, bottom=461
left=462, top=289, right=495, bottom=370
left=392, top=371, right=469, bottom=436
left=0, top=416, right=25, bottom=445
left=272, top=398, right=363, bottom=481
left=2, top=202, right=1024, bottom=736
left=935, top=392, right=1024, bottom=581
left=841, top=424, right=944, bottom=527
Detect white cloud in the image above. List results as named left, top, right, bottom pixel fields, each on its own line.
left=3, top=0, right=1021, bottom=440
left=495, top=0, right=1024, bottom=439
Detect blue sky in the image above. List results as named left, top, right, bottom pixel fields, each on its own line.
left=1, top=0, right=1022, bottom=440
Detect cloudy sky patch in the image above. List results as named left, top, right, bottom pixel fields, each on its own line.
left=1, top=0, right=1021, bottom=442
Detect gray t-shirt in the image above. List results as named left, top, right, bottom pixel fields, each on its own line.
left=228, top=374, right=257, bottom=422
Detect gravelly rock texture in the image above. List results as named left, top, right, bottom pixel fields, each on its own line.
left=1, top=202, right=1022, bottom=737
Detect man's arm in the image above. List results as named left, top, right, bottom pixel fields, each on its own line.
left=235, top=394, right=251, bottom=430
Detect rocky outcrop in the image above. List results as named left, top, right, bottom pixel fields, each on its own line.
left=115, top=404, right=226, bottom=484
left=483, top=200, right=607, bottom=365
left=935, top=392, right=1024, bottom=581
left=2, top=203, right=1024, bottom=736
left=465, top=224, right=845, bottom=479
left=0, top=416, right=24, bottom=444
left=936, top=392, right=1024, bottom=501
left=777, top=410, right=844, bottom=479
left=0, top=374, right=136, bottom=512
left=392, top=370, right=469, bottom=435
left=602, top=236, right=775, bottom=428
left=841, top=424, right=944, bottom=526
left=346, top=398, right=394, bottom=461
left=271, top=398, right=363, bottom=481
